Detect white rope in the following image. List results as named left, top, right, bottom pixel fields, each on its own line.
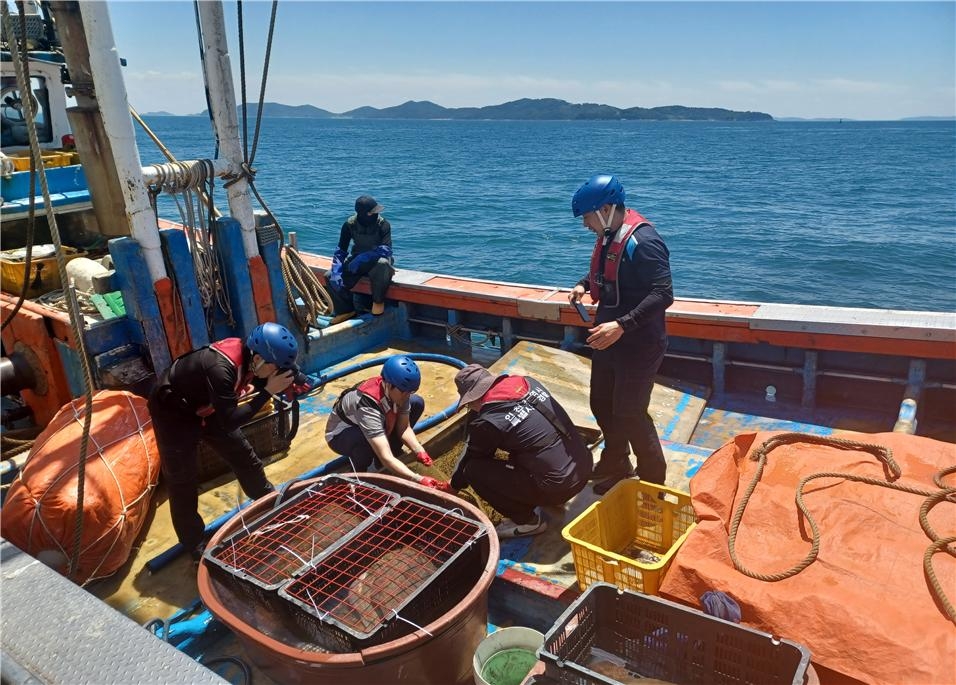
left=1, top=3, right=97, bottom=580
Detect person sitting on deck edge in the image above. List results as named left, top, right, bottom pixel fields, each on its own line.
left=449, top=364, right=592, bottom=538
left=568, top=173, right=674, bottom=496
left=325, top=194, right=395, bottom=322
left=148, top=322, right=298, bottom=560
left=325, top=354, right=450, bottom=491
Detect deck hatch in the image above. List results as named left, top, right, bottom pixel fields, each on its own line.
left=279, top=497, right=484, bottom=651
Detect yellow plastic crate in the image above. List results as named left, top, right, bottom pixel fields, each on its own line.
left=0, top=246, right=87, bottom=298
left=561, top=479, right=696, bottom=595
left=7, top=150, right=73, bottom=171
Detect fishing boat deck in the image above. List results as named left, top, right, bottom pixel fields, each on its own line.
left=77, top=318, right=900, bottom=683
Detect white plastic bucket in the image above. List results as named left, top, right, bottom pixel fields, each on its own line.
left=473, top=626, right=544, bottom=685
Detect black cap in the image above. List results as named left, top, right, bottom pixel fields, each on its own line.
left=355, top=195, right=384, bottom=214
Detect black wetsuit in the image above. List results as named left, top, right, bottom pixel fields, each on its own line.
left=578, top=220, right=673, bottom=485
left=147, top=344, right=274, bottom=550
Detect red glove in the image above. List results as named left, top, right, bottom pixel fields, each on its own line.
left=419, top=476, right=451, bottom=492
left=415, top=450, right=433, bottom=466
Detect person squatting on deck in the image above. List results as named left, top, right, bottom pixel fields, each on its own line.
left=148, top=323, right=298, bottom=558
left=325, top=355, right=451, bottom=491
left=568, top=174, right=674, bottom=496
left=326, top=195, right=395, bottom=321
left=449, top=364, right=592, bottom=538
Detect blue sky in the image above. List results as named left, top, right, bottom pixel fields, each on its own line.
left=107, top=1, right=955, bottom=120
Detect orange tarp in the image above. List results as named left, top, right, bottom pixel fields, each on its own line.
left=660, top=431, right=956, bottom=685
left=1, top=391, right=160, bottom=584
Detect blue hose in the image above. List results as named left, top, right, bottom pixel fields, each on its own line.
left=146, top=352, right=468, bottom=573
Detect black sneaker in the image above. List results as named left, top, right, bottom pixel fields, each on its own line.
left=495, top=509, right=548, bottom=538
left=593, top=470, right=635, bottom=496
left=590, top=459, right=632, bottom=481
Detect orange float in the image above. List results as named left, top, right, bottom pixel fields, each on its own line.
left=1, top=390, right=160, bottom=584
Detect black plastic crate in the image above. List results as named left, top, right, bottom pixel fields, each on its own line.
left=540, top=583, right=811, bottom=685
left=278, top=496, right=486, bottom=652
left=196, top=398, right=299, bottom=482
left=204, top=476, right=398, bottom=605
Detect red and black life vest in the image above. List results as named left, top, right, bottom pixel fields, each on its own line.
left=588, top=208, right=651, bottom=306
left=195, top=338, right=251, bottom=417
left=334, top=376, right=398, bottom=435
left=476, top=375, right=529, bottom=407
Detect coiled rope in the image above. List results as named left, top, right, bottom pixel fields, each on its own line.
left=727, top=432, right=956, bottom=623
left=2, top=2, right=97, bottom=582
left=133, top=107, right=236, bottom=332
left=279, top=246, right=333, bottom=330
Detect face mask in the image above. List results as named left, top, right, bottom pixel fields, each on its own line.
left=357, top=212, right=377, bottom=227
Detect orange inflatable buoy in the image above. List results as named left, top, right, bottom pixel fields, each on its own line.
left=1, top=390, right=160, bottom=584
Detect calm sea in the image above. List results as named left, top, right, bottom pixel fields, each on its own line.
left=138, top=117, right=956, bottom=313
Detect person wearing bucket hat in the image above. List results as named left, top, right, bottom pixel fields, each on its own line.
left=325, top=355, right=450, bottom=491
left=325, top=194, right=395, bottom=321
left=450, top=364, right=592, bottom=538
left=568, top=174, right=674, bottom=496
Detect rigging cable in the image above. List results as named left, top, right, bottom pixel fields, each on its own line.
left=233, top=0, right=333, bottom=330
left=0, top=6, right=38, bottom=332
left=133, top=110, right=233, bottom=329
left=2, top=2, right=97, bottom=583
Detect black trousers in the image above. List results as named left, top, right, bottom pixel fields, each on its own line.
left=327, top=394, right=425, bottom=472
left=326, top=258, right=395, bottom=314
left=148, top=394, right=274, bottom=550
left=460, top=458, right=586, bottom=524
left=589, top=343, right=667, bottom=485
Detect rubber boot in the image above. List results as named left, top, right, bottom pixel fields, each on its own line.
left=371, top=301, right=385, bottom=316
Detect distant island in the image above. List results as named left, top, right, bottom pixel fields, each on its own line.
left=187, top=98, right=773, bottom=122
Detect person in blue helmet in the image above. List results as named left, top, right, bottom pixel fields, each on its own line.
left=148, top=322, right=298, bottom=557
left=325, top=355, right=450, bottom=490
left=325, top=195, right=395, bottom=322
left=568, top=174, right=674, bottom=496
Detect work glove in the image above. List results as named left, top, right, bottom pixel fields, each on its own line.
left=290, top=380, right=312, bottom=397
left=415, top=450, right=433, bottom=466
left=419, top=476, right=451, bottom=492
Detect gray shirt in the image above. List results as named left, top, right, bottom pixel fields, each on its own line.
left=325, top=382, right=411, bottom=442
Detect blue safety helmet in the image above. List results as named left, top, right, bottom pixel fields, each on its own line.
left=246, top=322, right=298, bottom=368
left=381, top=355, right=421, bottom=393
left=571, top=174, right=625, bottom=217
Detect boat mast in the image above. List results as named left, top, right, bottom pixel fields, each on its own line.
left=195, top=1, right=259, bottom=260
left=48, top=1, right=167, bottom=283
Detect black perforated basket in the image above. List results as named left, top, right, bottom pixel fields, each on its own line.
left=540, top=583, right=811, bottom=685
left=196, top=398, right=299, bottom=482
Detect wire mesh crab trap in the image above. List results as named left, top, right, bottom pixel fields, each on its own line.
left=204, top=476, right=398, bottom=605
left=278, top=497, right=486, bottom=652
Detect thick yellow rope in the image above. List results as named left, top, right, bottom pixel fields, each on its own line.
left=727, top=432, right=955, bottom=623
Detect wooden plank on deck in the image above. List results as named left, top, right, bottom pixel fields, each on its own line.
left=489, top=341, right=710, bottom=445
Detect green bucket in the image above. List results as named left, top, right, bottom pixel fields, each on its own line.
left=472, top=626, right=544, bottom=685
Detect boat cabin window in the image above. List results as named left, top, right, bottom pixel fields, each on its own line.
left=1, top=76, right=52, bottom=147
